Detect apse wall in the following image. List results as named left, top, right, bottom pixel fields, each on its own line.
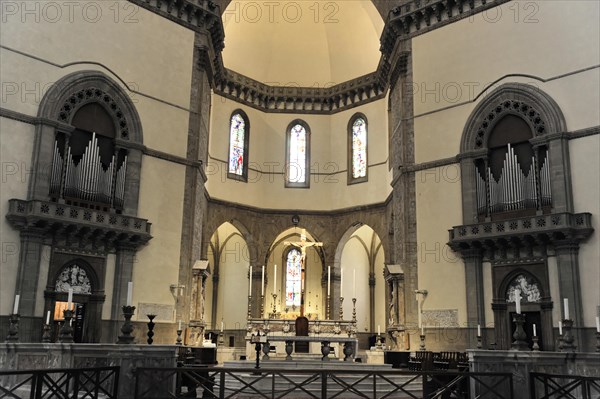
left=1, top=2, right=194, bottom=321
left=412, top=0, right=600, bottom=330
left=207, top=95, right=391, bottom=210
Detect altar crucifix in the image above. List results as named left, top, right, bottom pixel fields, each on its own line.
left=283, top=229, right=323, bottom=317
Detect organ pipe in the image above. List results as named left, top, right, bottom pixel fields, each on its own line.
left=51, top=132, right=127, bottom=208
left=477, top=144, right=550, bottom=216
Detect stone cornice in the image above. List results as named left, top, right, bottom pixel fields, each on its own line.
left=381, top=0, right=512, bottom=57
left=130, top=0, right=510, bottom=114
left=448, top=212, right=594, bottom=254
left=6, top=199, right=153, bottom=253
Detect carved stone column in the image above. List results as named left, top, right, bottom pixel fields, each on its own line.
left=385, top=264, right=406, bottom=349
left=189, top=260, right=210, bottom=346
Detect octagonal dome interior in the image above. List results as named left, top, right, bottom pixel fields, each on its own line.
left=221, top=0, right=384, bottom=87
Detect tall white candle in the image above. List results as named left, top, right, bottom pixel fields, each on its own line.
left=249, top=266, right=253, bottom=296
left=378, top=325, right=380, bottom=335
left=340, top=267, right=343, bottom=298
left=353, top=268, right=356, bottom=298
left=596, top=316, right=600, bottom=333
left=533, top=323, right=537, bottom=336
left=563, top=298, right=569, bottom=320
left=327, top=266, right=331, bottom=296
left=558, top=321, right=563, bottom=335
left=273, top=264, right=277, bottom=292
left=126, top=282, right=133, bottom=306
left=67, top=289, right=73, bottom=308
left=477, top=324, right=481, bottom=337
left=46, top=310, right=51, bottom=325
left=515, top=289, right=521, bottom=314
left=421, top=325, right=425, bottom=336
left=12, top=294, right=20, bottom=314
left=178, top=320, right=182, bottom=330
left=261, top=266, right=265, bottom=296
left=221, top=320, right=224, bottom=332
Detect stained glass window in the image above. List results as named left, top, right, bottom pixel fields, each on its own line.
left=228, top=112, right=248, bottom=179
left=351, top=117, right=367, bottom=179
left=285, top=248, right=302, bottom=307
left=288, top=123, right=307, bottom=184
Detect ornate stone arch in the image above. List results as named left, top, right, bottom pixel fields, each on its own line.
left=497, top=269, right=546, bottom=303
left=458, top=83, right=571, bottom=224
left=51, top=258, right=100, bottom=295
left=461, top=83, right=566, bottom=153
left=30, top=70, right=144, bottom=215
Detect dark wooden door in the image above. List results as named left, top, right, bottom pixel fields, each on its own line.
left=295, top=317, right=309, bottom=353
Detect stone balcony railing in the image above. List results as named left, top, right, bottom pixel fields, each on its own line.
left=448, top=212, right=593, bottom=253
left=6, top=199, right=152, bottom=251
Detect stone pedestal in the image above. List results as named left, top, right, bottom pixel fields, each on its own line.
left=365, top=349, right=385, bottom=365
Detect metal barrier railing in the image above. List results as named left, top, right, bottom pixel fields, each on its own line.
left=134, top=367, right=513, bottom=399
left=0, top=366, right=119, bottom=399
left=530, top=373, right=600, bottom=399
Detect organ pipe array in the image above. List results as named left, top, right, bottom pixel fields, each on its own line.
left=476, top=144, right=551, bottom=216
left=50, top=133, right=127, bottom=208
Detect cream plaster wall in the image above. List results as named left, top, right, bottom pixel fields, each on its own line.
left=0, top=118, right=34, bottom=314
left=569, top=135, right=600, bottom=327
left=412, top=0, right=599, bottom=332
left=341, top=239, right=370, bottom=331
left=133, top=156, right=186, bottom=318
left=415, top=167, right=466, bottom=324
left=1, top=1, right=195, bottom=319
left=207, top=96, right=390, bottom=210
left=412, top=0, right=600, bottom=163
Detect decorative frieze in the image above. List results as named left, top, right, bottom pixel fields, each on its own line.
left=6, top=199, right=152, bottom=253
left=448, top=212, right=593, bottom=259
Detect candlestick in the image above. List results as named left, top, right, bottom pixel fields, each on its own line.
left=6, top=314, right=19, bottom=342
left=515, top=289, right=521, bottom=314
left=563, top=298, right=569, bottom=320
left=532, top=335, right=540, bottom=351
left=46, top=310, right=51, bottom=325
left=558, top=321, right=563, bottom=335
left=560, top=319, right=576, bottom=352
left=176, top=328, right=183, bottom=346
left=117, top=305, right=136, bottom=344
left=510, top=313, right=528, bottom=351
left=42, top=322, right=52, bottom=343
left=352, top=298, right=357, bottom=322
left=326, top=294, right=331, bottom=320
left=249, top=266, right=253, bottom=296
left=127, top=282, right=133, bottom=306
left=340, top=267, right=343, bottom=298
left=327, top=266, right=331, bottom=296
left=339, top=297, right=344, bottom=320
left=12, top=294, right=20, bottom=314
left=261, top=266, right=265, bottom=296
left=419, top=334, right=426, bottom=351
left=353, top=268, right=356, bottom=298
left=595, top=332, right=600, bottom=353
left=59, top=309, right=74, bottom=343
left=273, top=264, right=277, bottom=292
left=272, top=293, right=278, bottom=316
left=260, top=295, right=264, bottom=317
left=147, top=314, right=156, bottom=345
left=247, top=295, right=252, bottom=319
left=476, top=334, right=482, bottom=349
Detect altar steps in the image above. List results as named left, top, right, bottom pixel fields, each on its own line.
left=219, top=361, right=422, bottom=398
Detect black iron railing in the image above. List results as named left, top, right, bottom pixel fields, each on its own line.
left=135, top=367, right=513, bottom=399
left=0, top=366, right=119, bottom=399
left=530, top=373, right=600, bottom=399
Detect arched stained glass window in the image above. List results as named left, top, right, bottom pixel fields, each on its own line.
left=228, top=110, right=249, bottom=181
left=285, top=248, right=302, bottom=307
left=286, top=120, right=310, bottom=188
left=349, top=114, right=368, bottom=184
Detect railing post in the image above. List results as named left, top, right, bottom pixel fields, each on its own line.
left=529, top=373, right=536, bottom=399
left=72, top=369, right=79, bottom=398
left=321, top=371, right=327, bottom=399
left=113, top=367, right=120, bottom=399
left=220, top=370, right=226, bottom=399
left=33, top=370, right=42, bottom=399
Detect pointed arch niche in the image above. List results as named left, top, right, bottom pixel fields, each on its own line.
left=206, top=222, right=250, bottom=332
left=265, top=227, right=325, bottom=320
left=334, top=224, right=385, bottom=334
